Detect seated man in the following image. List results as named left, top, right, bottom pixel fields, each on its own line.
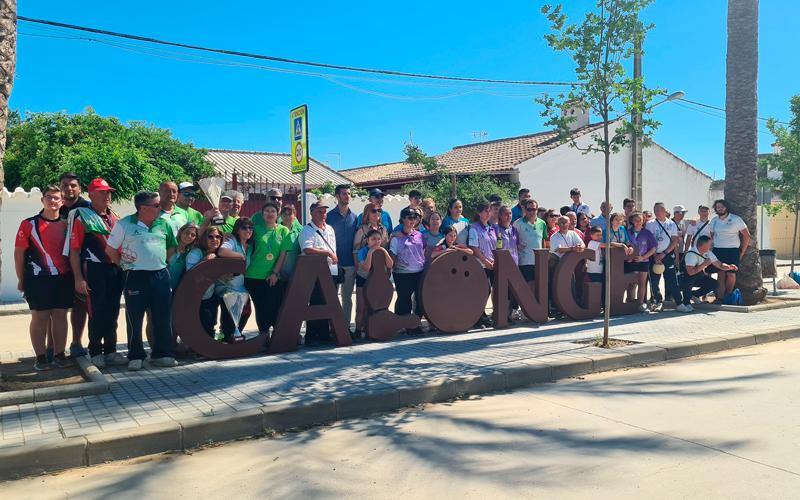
left=679, top=235, right=738, bottom=312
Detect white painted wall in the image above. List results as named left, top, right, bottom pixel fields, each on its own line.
left=0, top=190, right=408, bottom=303
left=516, top=131, right=712, bottom=217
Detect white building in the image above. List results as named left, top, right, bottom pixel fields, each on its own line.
left=342, top=121, right=713, bottom=215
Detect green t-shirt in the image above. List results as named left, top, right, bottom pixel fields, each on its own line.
left=161, top=208, right=187, bottom=234
left=107, top=214, right=177, bottom=271
left=514, top=217, right=547, bottom=266
left=252, top=211, right=303, bottom=233
left=219, top=215, right=239, bottom=235
left=280, top=223, right=302, bottom=278
left=185, top=206, right=204, bottom=225
left=246, top=224, right=292, bottom=279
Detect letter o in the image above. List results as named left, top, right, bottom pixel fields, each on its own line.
left=419, top=251, right=489, bottom=333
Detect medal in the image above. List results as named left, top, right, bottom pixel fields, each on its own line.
left=266, top=252, right=274, bottom=261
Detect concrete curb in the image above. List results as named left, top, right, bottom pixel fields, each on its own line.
left=0, top=356, right=111, bottom=408
left=1, top=327, right=798, bottom=481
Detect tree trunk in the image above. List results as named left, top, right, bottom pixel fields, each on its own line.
left=724, top=0, right=766, bottom=304
left=0, top=1, right=17, bottom=290
left=602, top=126, right=611, bottom=347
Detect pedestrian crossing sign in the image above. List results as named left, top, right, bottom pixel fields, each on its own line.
left=290, top=105, right=309, bottom=174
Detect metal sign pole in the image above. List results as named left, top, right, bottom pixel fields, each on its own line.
left=301, top=172, right=307, bottom=225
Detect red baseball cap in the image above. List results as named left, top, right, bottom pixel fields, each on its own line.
left=87, top=178, right=116, bottom=193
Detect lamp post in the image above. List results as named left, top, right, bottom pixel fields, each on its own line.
left=630, top=89, right=685, bottom=208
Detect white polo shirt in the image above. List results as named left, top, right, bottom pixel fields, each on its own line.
left=685, top=219, right=713, bottom=245
left=684, top=248, right=718, bottom=268
left=646, top=218, right=678, bottom=253
left=549, top=230, right=584, bottom=258
left=300, top=222, right=338, bottom=276
left=711, top=214, right=747, bottom=248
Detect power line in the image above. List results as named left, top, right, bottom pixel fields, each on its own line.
left=679, top=97, right=790, bottom=125
left=17, top=16, right=578, bottom=87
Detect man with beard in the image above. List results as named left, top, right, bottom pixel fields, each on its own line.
left=710, top=199, right=750, bottom=298
left=175, top=182, right=204, bottom=225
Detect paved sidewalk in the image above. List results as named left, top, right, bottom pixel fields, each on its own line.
left=1, top=305, right=798, bottom=454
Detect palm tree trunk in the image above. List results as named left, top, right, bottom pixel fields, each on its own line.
left=0, top=1, right=17, bottom=289
left=724, top=0, right=766, bottom=304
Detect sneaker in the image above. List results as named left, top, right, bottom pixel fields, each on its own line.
left=675, top=304, right=690, bottom=313
left=214, top=331, right=225, bottom=342
left=45, top=346, right=54, bottom=363
left=104, top=352, right=128, bottom=366
left=150, top=357, right=178, bottom=368
left=34, top=358, right=52, bottom=371
left=638, top=303, right=649, bottom=313
left=684, top=304, right=694, bottom=312
left=52, top=353, right=73, bottom=368
left=91, top=354, right=107, bottom=369
left=128, top=359, right=143, bottom=371
left=651, top=302, right=664, bottom=313
left=69, top=343, right=87, bottom=358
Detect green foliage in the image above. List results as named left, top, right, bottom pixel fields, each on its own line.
left=536, top=0, right=664, bottom=155
left=759, top=95, right=800, bottom=218
left=310, top=180, right=335, bottom=197
left=4, top=109, right=215, bottom=199
left=402, top=144, right=518, bottom=220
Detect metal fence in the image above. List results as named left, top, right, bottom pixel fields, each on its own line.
left=193, top=171, right=302, bottom=218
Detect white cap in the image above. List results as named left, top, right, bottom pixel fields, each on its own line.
left=178, top=181, right=196, bottom=191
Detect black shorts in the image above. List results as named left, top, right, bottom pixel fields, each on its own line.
left=24, top=273, right=74, bottom=311
left=625, top=261, right=650, bottom=273
left=713, top=247, right=740, bottom=269
left=355, top=275, right=367, bottom=288
left=519, top=264, right=536, bottom=282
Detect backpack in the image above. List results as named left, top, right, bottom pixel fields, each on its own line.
left=722, top=288, right=744, bottom=306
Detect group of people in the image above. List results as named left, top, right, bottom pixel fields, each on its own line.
left=15, top=176, right=751, bottom=372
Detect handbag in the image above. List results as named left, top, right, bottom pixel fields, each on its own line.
left=314, top=227, right=344, bottom=285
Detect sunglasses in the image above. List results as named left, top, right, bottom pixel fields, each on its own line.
left=269, top=196, right=282, bottom=201
left=207, top=235, right=223, bottom=240
left=181, top=192, right=198, bottom=199
left=526, top=207, right=537, bottom=212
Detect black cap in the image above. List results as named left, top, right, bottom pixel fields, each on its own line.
left=369, top=188, right=385, bottom=198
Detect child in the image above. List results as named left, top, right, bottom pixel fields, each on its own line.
left=430, top=226, right=474, bottom=260
left=354, top=229, right=394, bottom=339
left=586, top=226, right=604, bottom=283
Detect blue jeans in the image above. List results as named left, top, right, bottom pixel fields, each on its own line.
left=123, top=269, right=173, bottom=360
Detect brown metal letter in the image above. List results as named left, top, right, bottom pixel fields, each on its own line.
left=269, top=254, right=352, bottom=354
left=419, top=251, right=489, bottom=333
left=552, top=250, right=601, bottom=320
left=364, top=250, right=420, bottom=340
left=491, top=249, right=549, bottom=327
left=608, top=247, right=640, bottom=315
left=172, top=257, right=266, bottom=360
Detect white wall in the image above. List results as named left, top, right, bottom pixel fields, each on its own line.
left=0, top=190, right=408, bottom=303
left=517, top=132, right=712, bottom=217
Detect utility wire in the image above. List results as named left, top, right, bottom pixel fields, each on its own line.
left=679, top=97, right=789, bottom=125
left=18, top=16, right=578, bottom=87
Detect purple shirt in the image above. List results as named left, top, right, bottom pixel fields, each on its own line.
left=628, top=228, right=657, bottom=257
left=389, top=230, right=426, bottom=273
left=468, top=222, right=498, bottom=268
left=494, top=224, right=519, bottom=264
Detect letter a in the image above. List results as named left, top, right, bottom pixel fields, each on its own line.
left=269, top=255, right=351, bottom=353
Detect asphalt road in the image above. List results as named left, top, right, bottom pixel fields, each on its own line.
left=4, top=338, right=800, bottom=499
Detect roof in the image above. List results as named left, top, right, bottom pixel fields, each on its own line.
left=341, top=123, right=606, bottom=186
left=205, top=149, right=352, bottom=188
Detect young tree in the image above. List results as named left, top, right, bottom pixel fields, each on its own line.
left=536, top=0, right=662, bottom=346
left=760, top=95, right=800, bottom=273
left=724, top=0, right=766, bottom=304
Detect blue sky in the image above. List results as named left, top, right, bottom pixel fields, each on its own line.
left=11, top=0, right=799, bottom=180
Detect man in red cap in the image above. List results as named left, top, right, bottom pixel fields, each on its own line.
left=67, top=178, right=126, bottom=369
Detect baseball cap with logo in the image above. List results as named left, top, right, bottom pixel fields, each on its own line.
left=87, top=178, right=116, bottom=193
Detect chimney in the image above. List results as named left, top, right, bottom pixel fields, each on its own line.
left=561, top=101, right=590, bottom=132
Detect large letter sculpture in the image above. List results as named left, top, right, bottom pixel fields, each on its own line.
left=552, top=250, right=602, bottom=320
left=491, top=249, right=550, bottom=327
left=172, top=257, right=266, bottom=359
left=269, top=254, right=351, bottom=353
left=364, top=251, right=420, bottom=340
left=419, top=251, right=489, bottom=333
left=608, top=247, right=640, bottom=316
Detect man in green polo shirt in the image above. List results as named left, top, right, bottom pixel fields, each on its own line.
left=176, top=181, right=204, bottom=225
left=158, top=181, right=188, bottom=232
left=107, top=191, right=178, bottom=371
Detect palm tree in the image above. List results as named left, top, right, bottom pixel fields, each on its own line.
left=0, top=0, right=16, bottom=190
left=724, top=0, right=766, bottom=304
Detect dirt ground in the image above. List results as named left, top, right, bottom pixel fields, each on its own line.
left=0, top=356, right=85, bottom=392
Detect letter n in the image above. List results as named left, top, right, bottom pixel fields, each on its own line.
left=491, top=249, right=549, bottom=326
left=269, top=255, right=351, bottom=353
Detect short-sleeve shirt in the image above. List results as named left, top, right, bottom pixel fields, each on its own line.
left=300, top=222, right=338, bottom=276
left=603, top=226, right=629, bottom=245
left=247, top=224, right=291, bottom=280
left=389, top=230, right=426, bottom=273
left=514, top=217, right=546, bottom=266
left=220, top=215, right=239, bottom=235
left=160, top=209, right=187, bottom=234
left=15, top=215, right=70, bottom=276
left=442, top=216, right=470, bottom=245
left=494, top=224, right=519, bottom=264
left=185, top=248, right=216, bottom=300
left=468, top=222, right=498, bottom=268
left=58, top=197, right=91, bottom=220
left=549, top=230, right=584, bottom=258
left=628, top=228, right=657, bottom=257
left=221, top=238, right=252, bottom=291
left=423, top=231, right=444, bottom=256
left=589, top=214, right=607, bottom=229
left=711, top=214, right=747, bottom=248
left=685, top=219, right=712, bottom=245
left=68, top=208, right=118, bottom=264
left=511, top=204, right=524, bottom=222
left=646, top=218, right=678, bottom=253
left=570, top=202, right=592, bottom=217
left=107, top=214, right=177, bottom=271
left=184, top=206, right=205, bottom=226
left=684, top=248, right=718, bottom=268
left=356, top=211, right=392, bottom=232
left=280, top=221, right=302, bottom=278
left=326, top=206, right=358, bottom=267
left=586, top=239, right=603, bottom=273
left=356, top=245, right=372, bottom=279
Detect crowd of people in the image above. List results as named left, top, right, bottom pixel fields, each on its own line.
left=14, top=175, right=751, bottom=372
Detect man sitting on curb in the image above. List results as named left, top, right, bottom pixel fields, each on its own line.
left=680, top=235, right=738, bottom=312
